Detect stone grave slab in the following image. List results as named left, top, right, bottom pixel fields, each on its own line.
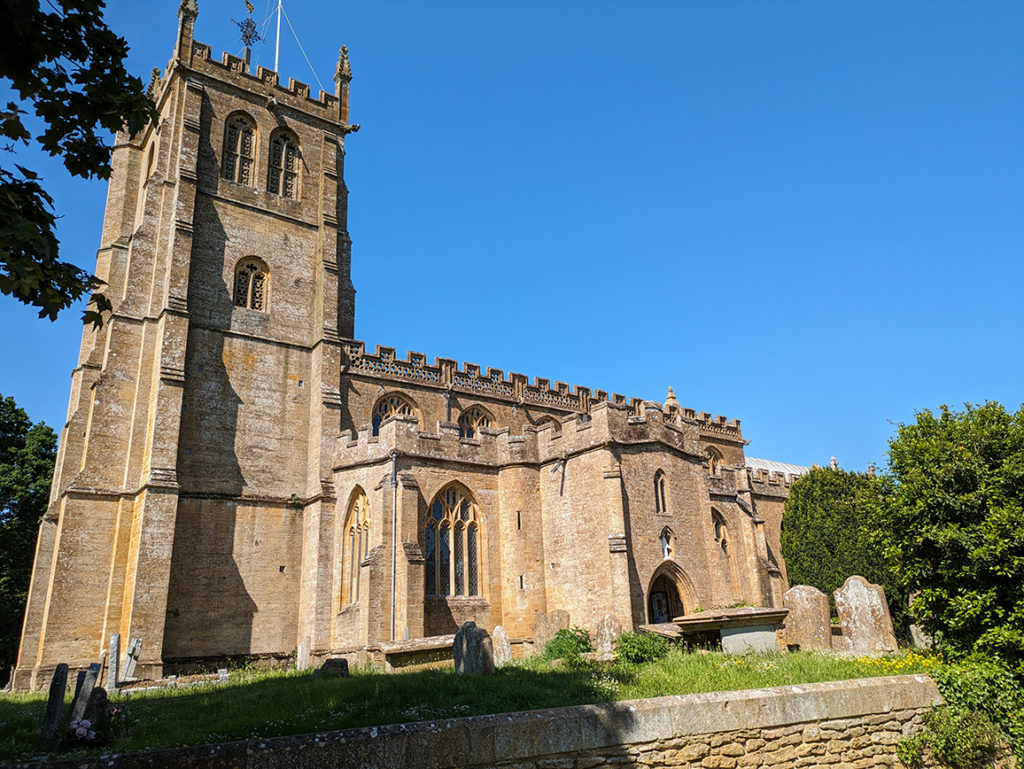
left=834, top=575, right=898, bottom=656
left=453, top=621, right=494, bottom=675
left=782, top=585, right=831, bottom=651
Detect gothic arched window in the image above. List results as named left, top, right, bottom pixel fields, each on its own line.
left=425, top=485, right=480, bottom=597
left=268, top=130, right=300, bottom=198
left=458, top=406, right=493, bottom=439
left=706, top=446, right=723, bottom=476
left=654, top=470, right=668, bottom=514
left=222, top=113, right=256, bottom=185
left=341, top=490, right=370, bottom=605
left=536, top=416, right=561, bottom=435
left=233, top=257, right=269, bottom=311
left=372, top=393, right=419, bottom=436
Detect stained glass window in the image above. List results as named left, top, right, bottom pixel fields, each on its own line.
left=372, top=393, right=418, bottom=436
left=341, top=491, right=369, bottom=605
left=425, top=486, right=480, bottom=597
left=458, top=406, right=493, bottom=439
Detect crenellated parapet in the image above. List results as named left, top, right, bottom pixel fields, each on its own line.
left=333, top=397, right=710, bottom=472
left=748, top=468, right=802, bottom=498
left=339, top=340, right=743, bottom=441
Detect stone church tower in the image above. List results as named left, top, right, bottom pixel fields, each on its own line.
left=15, top=1, right=358, bottom=688
left=16, top=3, right=804, bottom=688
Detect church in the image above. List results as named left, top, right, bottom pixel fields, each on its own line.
left=14, top=2, right=807, bottom=688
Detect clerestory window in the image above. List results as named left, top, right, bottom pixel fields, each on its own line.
left=268, top=130, right=300, bottom=198
left=222, top=114, right=256, bottom=185
left=233, top=257, right=269, bottom=312
left=372, top=393, right=419, bottom=436
left=458, top=406, right=493, bottom=439
left=425, top=485, right=480, bottom=597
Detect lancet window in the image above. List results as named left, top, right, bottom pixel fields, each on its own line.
left=424, top=486, right=480, bottom=597
left=222, top=114, right=256, bottom=185
left=372, top=393, right=418, bottom=436
left=458, top=406, right=493, bottom=439
left=654, top=470, right=668, bottom=514
left=706, top=446, right=723, bottom=476
left=233, top=257, right=269, bottom=311
left=268, top=130, right=300, bottom=198
left=341, top=491, right=370, bottom=605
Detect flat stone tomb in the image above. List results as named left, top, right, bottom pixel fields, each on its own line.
left=672, top=607, right=789, bottom=654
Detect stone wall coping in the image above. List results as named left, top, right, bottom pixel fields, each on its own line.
left=9, top=674, right=941, bottom=769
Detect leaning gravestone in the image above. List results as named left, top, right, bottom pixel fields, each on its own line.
left=834, top=575, right=898, bottom=656
left=69, top=663, right=101, bottom=722
left=106, top=633, right=121, bottom=690
left=595, top=614, right=624, bottom=657
left=532, top=609, right=570, bottom=654
left=39, top=663, right=68, bottom=752
left=491, top=625, right=513, bottom=667
left=122, top=637, right=142, bottom=680
left=783, top=585, right=832, bottom=651
left=313, top=658, right=350, bottom=679
left=453, top=621, right=495, bottom=675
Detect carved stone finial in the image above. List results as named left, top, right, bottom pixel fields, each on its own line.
left=335, top=45, right=352, bottom=83
left=147, top=67, right=161, bottom=99
left=663, top=386, right=681, bottom=412
left=179, top=0, right=198, bottom=19
left=830, top=456, right=839, bottom=471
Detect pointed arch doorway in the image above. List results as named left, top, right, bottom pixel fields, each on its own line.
left=647, top=562, right=697, bottom=624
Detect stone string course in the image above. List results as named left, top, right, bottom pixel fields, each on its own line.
left=10, top=675, right=941, bottom=769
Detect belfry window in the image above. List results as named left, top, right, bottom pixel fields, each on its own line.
left=654, top=470, right=668, bottom=514
left=458, top=406, right=493, bottom=439
left=233, top=257, right=269, bottom=311
left=222, top=114, right=256, bottom=185
left=341, top=490, right=370, bottom=605
left=425, top=486, right=480, bottom=597
left=268, top=130, right=300, bottom=198
left=707, top=446, right=723, bottom=476
left=372, top=393, right=418, bottom=436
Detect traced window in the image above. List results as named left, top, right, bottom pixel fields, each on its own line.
left=341, top=490, right=370, bottom=605
left=222, top=113, right=256, bottom=185
left=535, top=416, right=561, bottom=435
left=458, top=405, right=493, bottom=439
left=712, top=510, right=728, bottom=553
left=654, top=470, right=668, bottom=514
left=233, top=257, right=269, bottom=311
left=425, top=485, right=480, bottom=597
left=372, top=393, right=418, bottom=436
left=268, top=130, right=300, bottom=198
left=706, top=446, right=723, bottom=476
left=660, top=526, right=675, bottom=559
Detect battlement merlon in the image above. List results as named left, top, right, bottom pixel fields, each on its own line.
left=339, top=339, right=743, bottom=440
left=165, top=1, right=353, bottom=131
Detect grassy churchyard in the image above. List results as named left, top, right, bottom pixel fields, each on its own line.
left=0, top=649, right=941, bottom=763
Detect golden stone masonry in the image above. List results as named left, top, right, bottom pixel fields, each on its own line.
left=14, top=2, right=808, bottom=688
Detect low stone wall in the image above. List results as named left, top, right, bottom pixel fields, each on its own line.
left=12, top=674, right=941, bottom=769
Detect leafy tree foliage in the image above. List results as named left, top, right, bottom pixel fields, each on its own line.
left=877, top=402, right=1024, bottom=675
left=781, top=466, right=906, bottom=628
left=0, top=393, right=56, bottom=685
left=0, top=0, right=157, bottom=325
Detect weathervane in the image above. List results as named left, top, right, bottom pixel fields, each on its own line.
left=233, top=0, right=263, bottom=68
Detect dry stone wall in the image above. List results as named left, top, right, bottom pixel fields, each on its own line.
left=10, top=675, right=941, bottom=769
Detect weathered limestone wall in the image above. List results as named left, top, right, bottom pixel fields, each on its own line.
left=8, top=675, right=942, bottom=769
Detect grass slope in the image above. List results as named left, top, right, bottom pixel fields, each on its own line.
left=0, top=650, right=938, bottom=762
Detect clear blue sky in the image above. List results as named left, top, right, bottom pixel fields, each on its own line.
left=1, top=0, right=1022, bottom=471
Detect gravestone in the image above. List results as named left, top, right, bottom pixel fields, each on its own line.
left=453, top=621, right=495, bottom=675
left=532, top=609, right=570, bottom=654
left=907, top=592, right=933, bottom=649
left=217, top=668, right=229, bottom=682
left=83, top=687, right=108, bottom=730
left=69, top=663, right=101, bottom=722
left=106, top=634, right=120, bottom=690
left=491, top=625, right=513, bottom=667
left=297, top=640, right=310, bottom=670
left=39, top=663, right=68, bottom=752
left=834, top=575, right=898, bottom=656
left=782, top=585, right=831, bottom=651
left=122, top=637, right=142, bottom=680
left=313, top=658, right=350, bottom=679
left=73, top=670, right=86, bottom=702
left=595, top=614, right=624, bottom=657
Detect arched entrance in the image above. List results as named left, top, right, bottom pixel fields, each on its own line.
left=647, top=561, right=698, bottom=624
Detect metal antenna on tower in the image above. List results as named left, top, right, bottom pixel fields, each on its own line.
left=275, top=0, right=282, bottom=72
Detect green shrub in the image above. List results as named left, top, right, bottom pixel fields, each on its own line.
left=615, top=631, right=670, bottom=664
left=543, top=627, right=592, bottom=660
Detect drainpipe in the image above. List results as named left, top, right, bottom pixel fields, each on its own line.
left=390, top=450, right=398, bottom=642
